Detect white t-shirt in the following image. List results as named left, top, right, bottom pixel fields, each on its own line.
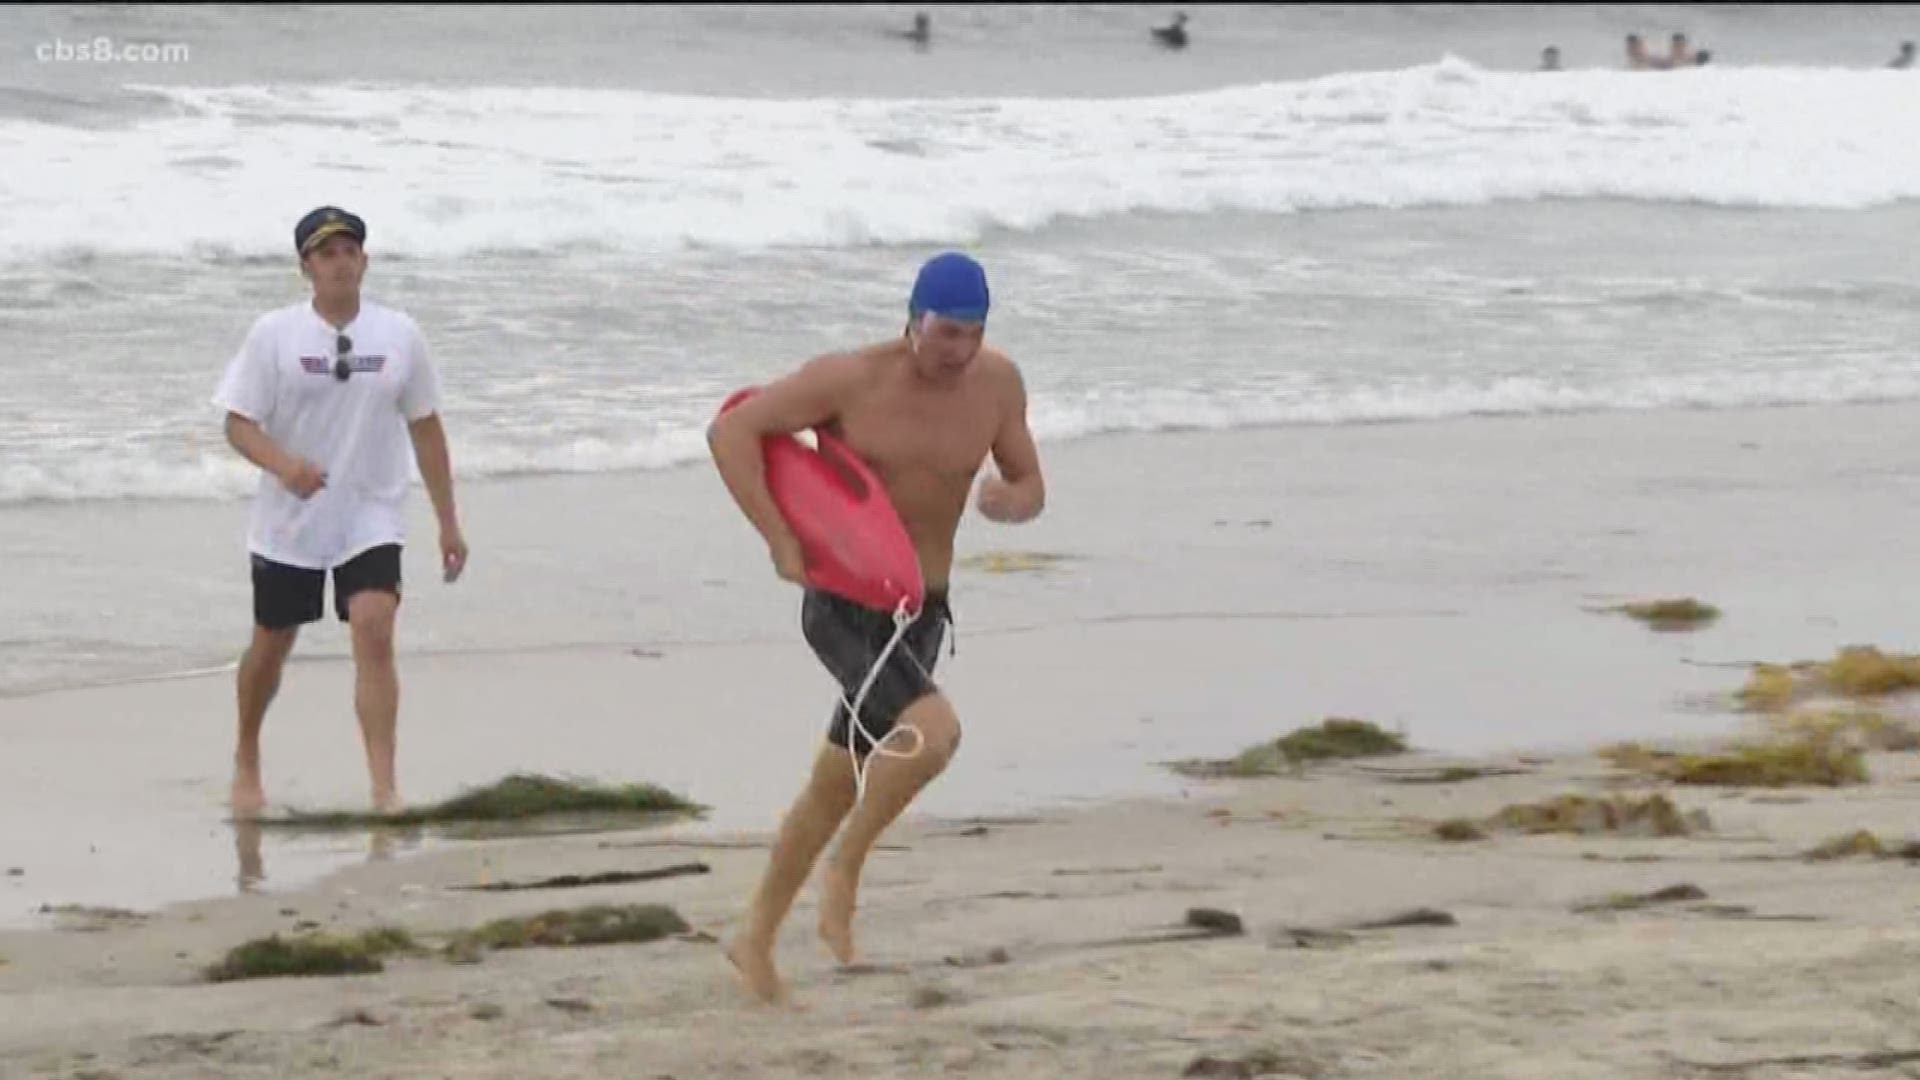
left=212, top=299, right=442, bottom=570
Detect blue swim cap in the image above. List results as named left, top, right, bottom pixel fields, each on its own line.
left=908, top=251, right=990, bottom=324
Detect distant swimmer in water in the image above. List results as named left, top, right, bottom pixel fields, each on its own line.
left=1624, top=33, right=1651, bottom=70
left=1664, top=32, right=1698, bottom=68
left=893, top=11, right=930, bottom=50
left=1152, top=11, right=1189, bottom=50
left=1693, top=49, right=1712, bottom=66
left=1892, top=41, right=1915, bottom=69
left=1538, top=46, right=1562, bottom=71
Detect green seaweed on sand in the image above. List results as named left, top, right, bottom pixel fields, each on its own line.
left=1607, top=597, right=1721, bottom=632
left=256, top=773, right=703, bottom=832
left=1168, top=719, right=1407, bottom=778
left=205, top=927, right=421, bottom=983
left=446, top=904, right=689, bottom=958
left=1275, top=718, right=1407, bottom=762
left=208, top=906, right=694, bottom=980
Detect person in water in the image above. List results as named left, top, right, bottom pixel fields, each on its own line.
left=1892, top=41, right=1915, bottom=69
left=894, top=11, right=930, bottom=49
left=1664, top=32, right=1698, bottom=68
left=1539, top=46, right=1562, bottom=71
left=1624, top=33, right=1651, bottom=70
left=708, top=251, right=1047, bottom=1006
left=1153, top=11, right=1189, bottom=49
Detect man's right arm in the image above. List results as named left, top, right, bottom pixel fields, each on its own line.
left=224, top=412, right=296, bottom=480
left=213, top=316, right=324, bottom=498
left=706, top=352, right=861, bottom=572
left=224, top=412, right=327, bottom=498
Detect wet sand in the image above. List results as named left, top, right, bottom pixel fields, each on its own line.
left=3, top=403, right=1919, bottom=923
left=2, top=743, right=1917, bottom=1079
left=2, top=402, right=1919, bottom=1074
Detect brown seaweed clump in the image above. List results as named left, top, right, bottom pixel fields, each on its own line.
left=1770, top=708, right=1920, bottom=752
left=1819, top=646, right=1920, bottom=698
left=1599, top=737, right=1867, bottom=788
left=1432, top=793, right=1709, bottom=842
left=1609, top=598, right=1721, bottom=632
left=1735, top=663, right=1799, bottom=712
left=1488, top=793, right=1708, bottom=838
left=1735, top=646, right=1920, bottom=712
left=1432, top=818, right=1489, bottom=842
left=1802, top=830, right=1920, bottom=862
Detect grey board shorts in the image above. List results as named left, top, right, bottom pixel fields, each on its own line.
left=800, top=587, right=954, bottom=756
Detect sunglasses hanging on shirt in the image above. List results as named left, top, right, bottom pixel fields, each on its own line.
left=333, top=334, right=353, bottom=382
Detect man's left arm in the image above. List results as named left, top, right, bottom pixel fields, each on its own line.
left=402, top=325, right=468, bottom=582
left=976, top=358, right=1046, bottom=524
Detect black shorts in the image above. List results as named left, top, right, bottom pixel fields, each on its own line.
left=251, top=544, right=403, bottom=631
left=801, top=588, right=953, bottom=756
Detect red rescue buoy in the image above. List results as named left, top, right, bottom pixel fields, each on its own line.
left=717, top=387, right=925, bottom=616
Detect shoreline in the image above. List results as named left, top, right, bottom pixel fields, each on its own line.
left=6, top=396, right=1920, bottom=702
left=2, top=393, right=1916, bottom=515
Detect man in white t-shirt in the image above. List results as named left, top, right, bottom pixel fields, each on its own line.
left=212, top=206, right=469, bottom=819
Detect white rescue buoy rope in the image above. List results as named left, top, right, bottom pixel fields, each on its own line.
left=839, top=595, right=926, bottom=806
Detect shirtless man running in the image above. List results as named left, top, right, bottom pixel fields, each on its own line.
left=707, top=251, right=1046, bottom=1005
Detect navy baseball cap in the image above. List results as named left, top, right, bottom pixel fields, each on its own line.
left=908, top=251, right=990, bottom=323
left=295, top=206, right=366, bottom=256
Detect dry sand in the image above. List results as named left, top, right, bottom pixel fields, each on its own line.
left=3, top=741, right=1918, bottom=1080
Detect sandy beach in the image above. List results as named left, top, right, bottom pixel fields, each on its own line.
left=4, top=402, right=1919, bottom=1077
left=2, top=746, right=1917, bottom=1080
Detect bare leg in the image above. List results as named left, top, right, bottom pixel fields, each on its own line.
left=346, top=590, right=402, bottom=814
left=819, top=693, right=961, bottom=965
left=232, top=625, right=298, bottom=819
left=727, top=745, right=858, bottom=1005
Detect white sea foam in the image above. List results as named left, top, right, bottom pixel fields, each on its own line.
left=5, top=59, right=1920, bottom=263
left=6, top=364, right=1916, bottom=506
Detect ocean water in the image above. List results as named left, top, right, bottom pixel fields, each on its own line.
left=3, top=3, right=1920, bottom=693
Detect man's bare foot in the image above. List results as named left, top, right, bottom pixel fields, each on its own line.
left=817, top=865, right=857, bottom=966
left=230, top=773, right=266, bottom=821
left=726, top=935, right=788, bottom=1006
left=372, top=787, right=403, bottom=816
